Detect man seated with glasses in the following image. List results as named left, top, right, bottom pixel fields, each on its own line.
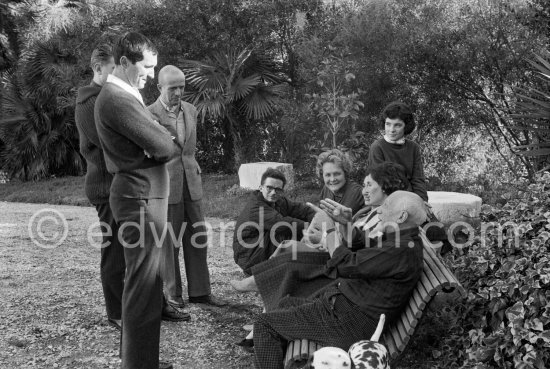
left=233, top=168, right=316, bottom=275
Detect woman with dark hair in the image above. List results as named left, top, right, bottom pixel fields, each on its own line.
left=368, top=101, right=428, bottom=201
left=316, top=149, right=364, bottom=215
left=344, top=161, right=410, bottom=250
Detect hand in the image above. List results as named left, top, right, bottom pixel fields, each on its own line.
left=308, top=208, right=336, bottom=231
left=317, top=198, right=353, bottom=224
left=302, top=228, right=326, bottom=250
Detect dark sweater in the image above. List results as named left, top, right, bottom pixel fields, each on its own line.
left=319, top=181, right=365, bottom=215
left=75, top=82, right=112, bottom=204
left=233, top=191, right=316, bottom=274
left=95, top=82, right=180, bottom=199
left=367, top=138, right=428, bottom=201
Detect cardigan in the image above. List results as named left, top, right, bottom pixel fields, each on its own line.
left=74, top=82, right=112, bottom=204
left=367, top=138, right=428, bottom=201
left=95, top=82, right=180, bottom=199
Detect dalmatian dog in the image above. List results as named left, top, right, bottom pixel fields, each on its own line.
left=306, top=315, right=388, bottom=369
left=348, top=315, right=389, bottom=369
left=308, top=347, right=351, bottom=369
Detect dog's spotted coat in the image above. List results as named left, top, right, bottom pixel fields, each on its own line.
left=348, top=340, right=389, bottom=369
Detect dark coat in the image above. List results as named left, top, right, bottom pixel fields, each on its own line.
left=233, top=191, right=315, bottom=275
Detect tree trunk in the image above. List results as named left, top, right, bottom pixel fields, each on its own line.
left=221, top=117, right=236, bottom=173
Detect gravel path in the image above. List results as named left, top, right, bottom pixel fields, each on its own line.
left=0, top=202, right=260, bottom=369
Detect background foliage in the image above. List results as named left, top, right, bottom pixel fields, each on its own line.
left=1, top=0, right=548, bottom=186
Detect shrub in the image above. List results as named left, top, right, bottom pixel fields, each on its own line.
left=445, top=172, right=550, bottom=368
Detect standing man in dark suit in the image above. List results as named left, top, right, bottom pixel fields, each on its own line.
left=75, top=44, right=124, bottom=331
left=148, top=65, right=227, bottom=310
left=95, top=32, right=179, bottom=369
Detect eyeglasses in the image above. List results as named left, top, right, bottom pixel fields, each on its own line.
left=264, top=185, right=284, bottom=194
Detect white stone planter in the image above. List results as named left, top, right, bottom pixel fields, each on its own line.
left=238, top=162, right=295, bottom=190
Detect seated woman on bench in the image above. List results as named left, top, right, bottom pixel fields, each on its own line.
left=249, top=190, right=428, bottom=369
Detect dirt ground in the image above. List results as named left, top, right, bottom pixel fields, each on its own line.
left=0, top=202, right=261, bottom=369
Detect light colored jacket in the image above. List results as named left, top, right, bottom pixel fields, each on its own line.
left=148, top=98, right=203, bottom=203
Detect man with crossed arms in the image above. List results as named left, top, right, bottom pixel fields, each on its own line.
left=95, top=32, right=178, bottom=369
left=148, top=65, right=227, bottom=316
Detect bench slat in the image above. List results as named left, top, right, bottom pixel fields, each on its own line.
left=411, top=286, right=426, bottom=314
left=300, top=339, right=310, bottom=359
left=404, top=302, right=418, bottom=329
left=382, top=330, right=399, bottom=359
left=284, top=340, right=295, bottom=367
left=292, top=338, right=301, bottom=359
left=395, top=318, right=411, bottom=349
left=419, top=267, right=439, bottom=297
left=426, top=247, right=465, bottom=296
left=389, top=321, right=405, bottom=352
left=424, top=250, right=453, bottom=289
left=423, top=262, right=447, bottom=294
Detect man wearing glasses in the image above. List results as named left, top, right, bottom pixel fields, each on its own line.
left=233, top=168, right=315, bottom=275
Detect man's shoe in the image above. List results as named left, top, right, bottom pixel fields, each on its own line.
left=235, top=339, right=254, bottom=354
left=166, top=296, right=185, bottom=308
left=162, top=303, right=191, bottom=322
left=188, top=295, right=228, bottom=307
left=107, top=318, right=122, bottom=331
left=236, top=338, right=254, bottom=348
left=159, top=360, right=173, bottom=369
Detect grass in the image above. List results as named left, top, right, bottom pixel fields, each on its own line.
left=0, top=176, right=90, bottom=206
left=0, top=174, right=322, bottom=220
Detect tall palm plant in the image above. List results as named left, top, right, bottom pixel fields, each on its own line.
left=181, top=48, right=287, bottom=171
left=511, top=53, right=550, bottom=172
left=0, top=39, right=82, bottom=180
left=0, top=0, right=96, bottom=180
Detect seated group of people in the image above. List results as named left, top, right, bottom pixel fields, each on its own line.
left=230, top=102, right=434, bottom=369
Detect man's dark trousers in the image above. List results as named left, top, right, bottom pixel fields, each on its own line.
left=162, top=171, right=210, bottom=300
left=111, top=196, right=167, bottom=369
left=95, top=203, right=125, bottom=320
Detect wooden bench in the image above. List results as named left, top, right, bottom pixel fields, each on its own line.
left=283, top=236, right=466, bottom=369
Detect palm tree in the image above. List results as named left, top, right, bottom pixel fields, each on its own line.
left=0, top=0, right=97, bottom=180
left=0, top=39, right=82, bottom=180
left=511, top=53, right=550, bottom=173
left=181, top=48, right=287, bottom=171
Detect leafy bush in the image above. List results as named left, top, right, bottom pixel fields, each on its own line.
left=445, top=172, right=550, bottom=368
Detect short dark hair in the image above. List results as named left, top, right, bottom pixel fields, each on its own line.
left=113, top=32, right=157, bottom=65
left=316, top=149, right=352, bottom=180
left=380, top=101, right=416, bottom=135
left=260, top=168, right=287, bottom=187
left=90, top=44, right=113, bottom=68
left=366, top=162, right=409, bottom=195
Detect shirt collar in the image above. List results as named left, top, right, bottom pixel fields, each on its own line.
left=159, top=98, right=181, bottom=114
left=106, top=74, right=144, bottom=106
left=383, top=134, right=406, bottom=145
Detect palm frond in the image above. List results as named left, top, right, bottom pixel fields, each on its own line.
left=228, top=74, right=261, bottom=101
left=510, top=52, right=550, bottom=166
left=241, top=84, right=286, bottom=120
